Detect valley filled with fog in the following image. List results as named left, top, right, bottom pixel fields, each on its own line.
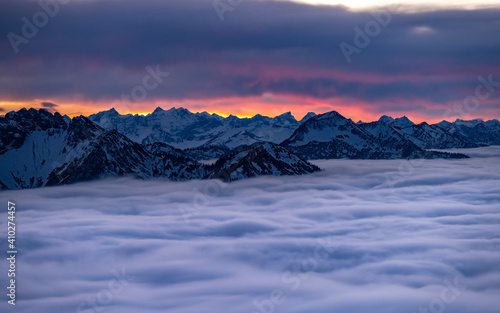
left=1, top=146, right=499, bottom=313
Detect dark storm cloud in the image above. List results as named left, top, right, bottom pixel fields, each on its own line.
left=41, top=101, right=57, bottom=108
left=0, top=0, right=499, bottom=111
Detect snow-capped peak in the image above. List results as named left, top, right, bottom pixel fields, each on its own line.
left=274, top=112, right=297, bottom=124
left=107, top=107, right=119, bottom=114
left=152, top=106, right=165, bottom=114
left=454, top=118, right=484, bottom=127
left=300, top=112, right=317, bottom=123
left=378, top=115, right=395, bottom=124
left=317, top=110, right=346, bottom=122
left=393, top=116, right=414, bottom=128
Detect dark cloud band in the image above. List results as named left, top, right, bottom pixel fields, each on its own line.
left=0, top=0, right=499, bottom=119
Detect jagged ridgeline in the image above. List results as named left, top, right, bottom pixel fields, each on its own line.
left=0, top=108, right=318, bottom=189
left=1, top=107, right=499, bottom=190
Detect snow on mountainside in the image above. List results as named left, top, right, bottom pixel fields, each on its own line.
left=143, top=142, right=187, bottom=159
left=2, top=107, right=499, bottom=190
left=376, top=115, right=500, bottom=148
left=1, top=109, right=318, bottom=190
left=281, top=111, right=400, bottom=159
left=436, top=118, right=500, bottom=146
left=375, top=115, right=478, bottom=149
left=89, top=107, right=224, bottom=148
left=88, top=107, right=302, bottom=149
left=88, top=107, right=500, bottom=153
left=358, top=120, right=425, bottom=157
left=300, top=112, right=317, bottom=123
left=208, top=143, right=320, bottom=181
left=281, top=111, right=469, bottom=160
left=0, top=108, right=70, bottom=155
left=182, top=146, right=232, bottom=161
left=400, top=122, right=479, bottom=149
left=0, top=109, right=89, bottom=189
left=377, top=115, right=415, bottom=128
left=46, top=127, right=155, bottom=186
left=282, top=111, right=374, bottom=148
left=0, top=111, right=206, bottom=189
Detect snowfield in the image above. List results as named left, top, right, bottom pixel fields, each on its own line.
left=0, top=146, right=499, bottom=313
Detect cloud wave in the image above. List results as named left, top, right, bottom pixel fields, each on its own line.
left=0, top=146, right=499, bottom=312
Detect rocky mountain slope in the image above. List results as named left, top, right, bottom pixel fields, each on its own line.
left=208, top=143, right=320, bottom=181
left=2, top=107, right=499, bottom=190
left=0, top=109, right=319, bottom=190
left=89, top=107, right=499, bottom=156
left=88, top=107, right=308, bottom=150
left=281, top=111, right=469, bottom=159
left=436, top=119, right=500, bottom=146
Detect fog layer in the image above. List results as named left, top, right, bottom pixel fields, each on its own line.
left=1, top=147, right=499, bottom=313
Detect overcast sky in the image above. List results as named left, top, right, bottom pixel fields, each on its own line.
left=1, top=0, right=499, bottom=122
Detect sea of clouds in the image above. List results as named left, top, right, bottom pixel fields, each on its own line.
left=0, top=146, right=499, bottom=313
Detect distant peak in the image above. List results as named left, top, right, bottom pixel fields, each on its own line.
left=153, top=106, right=164, bottom=114
left=378, top=115, right=395, bottom=123
left=393, top=116, right=414, bottom=127
left=454, top=118, right=484, bottom=127
left=100, top=107, right=120, bottom=116
left=300, top=112, right=317, bottom=123
left=485, top=119, right=500, bottom=124
left=63, top=115, right=71, bottom=125
left=276, top=111, right=296, bottom=121
left=455, top=118, right=483, bottom=123
left=165, top=107, right=191, bottom=115
left=6, top=107, right=55, bottom=119
left=319, top=110, right=345, bottom=120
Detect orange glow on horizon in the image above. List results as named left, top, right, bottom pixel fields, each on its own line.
left=1, top=95, right=498, bottom=125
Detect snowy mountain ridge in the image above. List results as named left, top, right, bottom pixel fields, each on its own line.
left=1, top=107, right=498, bottom=190
left=88, top=107, right=306, bottom=150
left=88, top=107, right=500, bottom=153
left=0, top=109, right=320, bottom=189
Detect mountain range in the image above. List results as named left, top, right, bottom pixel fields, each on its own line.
left=1, top=107, right=498, bottom=190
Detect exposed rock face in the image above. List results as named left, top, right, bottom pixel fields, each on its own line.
left=4, top=107, right=497, bottom=190
left=281, top=111, right=469, bottom=160
left=208, top=143, right=321, bottom=181
left=0, top=110, right=319, bottom=189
